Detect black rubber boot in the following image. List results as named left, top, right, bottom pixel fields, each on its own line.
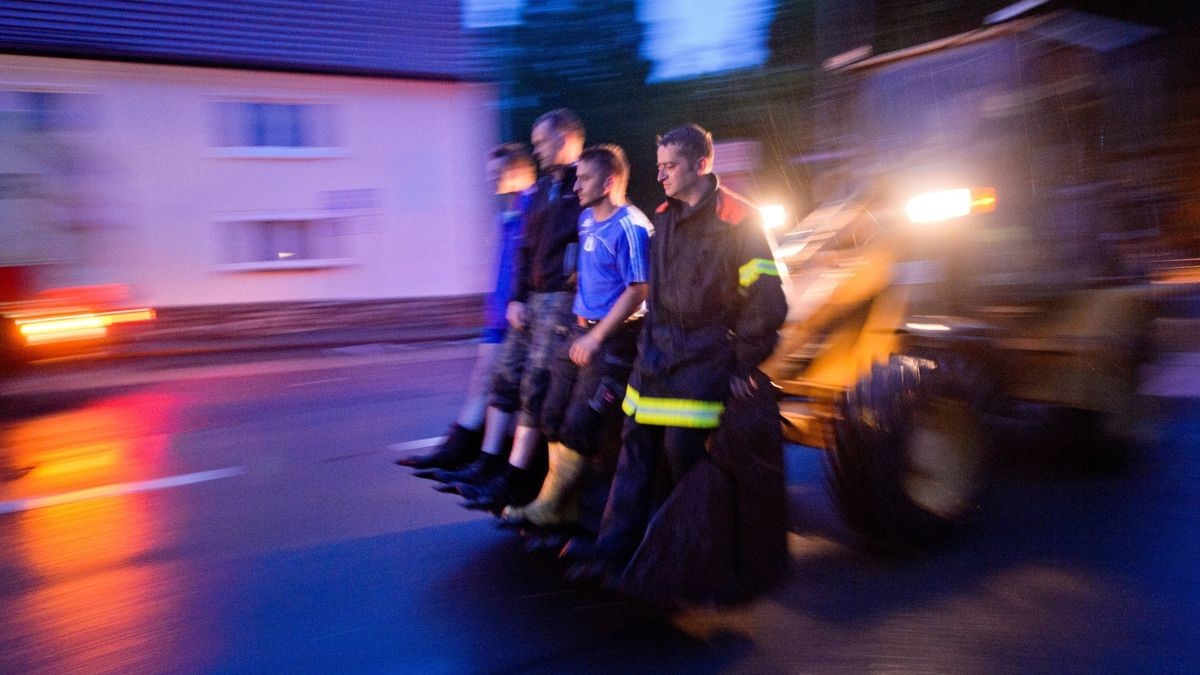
left=558, top=537, right=619, bottom=583
left=461, top=466, right=540, bottom=513
left=417, top=450, right=503, bottom=485
left=396, top=424, right=483, bottom=470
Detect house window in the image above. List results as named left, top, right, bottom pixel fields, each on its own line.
left=219, top=216, right=350, bottom=270
left=212, top=101, right=339, bottom=156
left=0, top=90, right=97, bottom=132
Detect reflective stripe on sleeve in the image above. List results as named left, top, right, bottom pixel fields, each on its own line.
left=738, top=257, right=781, bottom=288
left=622, top=385, right=724, bottom=429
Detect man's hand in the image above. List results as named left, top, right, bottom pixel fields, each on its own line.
left=729, top=372, right=760, bottom=401
left=569, top=331, right=602, bottom=366
left=506, top=301, right=528, bottom=330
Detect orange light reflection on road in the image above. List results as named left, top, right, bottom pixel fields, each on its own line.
left=2, top=392, right=183, bottom=672
left=32, top=448, right=119, bottom=477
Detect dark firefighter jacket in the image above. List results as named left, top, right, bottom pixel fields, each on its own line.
left=511, top=165, right=580, bottom=303
left=622, top=175, right=788, bottom=429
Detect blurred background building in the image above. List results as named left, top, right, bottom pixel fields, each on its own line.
left=2, top=0, right=1197, bottom=335
left=1, top=0, right=497, bottom=310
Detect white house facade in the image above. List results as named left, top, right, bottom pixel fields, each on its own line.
left=0, top=1, right=500, bottom=309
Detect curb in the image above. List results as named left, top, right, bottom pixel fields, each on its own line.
left=100, top=296, right=489, bottom=359
left=108, top=328, right=483, bottom=359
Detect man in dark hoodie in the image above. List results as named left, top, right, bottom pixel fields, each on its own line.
left=427, top=109, right=585, bottom=511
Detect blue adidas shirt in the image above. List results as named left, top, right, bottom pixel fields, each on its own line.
left=574, top=204, right=653, bottom=321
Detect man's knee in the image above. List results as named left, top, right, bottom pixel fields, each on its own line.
left=518, top=366, right=552, bottom=416
left=539, top=403, right=565, bottom=443
left=488, top=377, right=520, bottom=412
left=559, top=405, right=602, bottom=456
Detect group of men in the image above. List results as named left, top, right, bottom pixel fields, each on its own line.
left=397, top=109, right=788, bottom=584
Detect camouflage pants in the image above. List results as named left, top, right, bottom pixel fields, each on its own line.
left=488, top=291, right=574, bottom=428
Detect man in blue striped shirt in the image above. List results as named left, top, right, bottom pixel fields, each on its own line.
left=499, top=144, right=652, bottom=526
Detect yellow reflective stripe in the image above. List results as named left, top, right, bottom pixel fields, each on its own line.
left=622, top=385, right=640, bottom=416
left=622, top=385, right=724, bottom=428
left=632, top=405, right=724, bottom=427
left=739, top=257, right=780, bottom=288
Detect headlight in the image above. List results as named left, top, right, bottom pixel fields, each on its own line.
left=759, top=204, right=787, bottom=230
left=905, top=187, right=996, bottom=224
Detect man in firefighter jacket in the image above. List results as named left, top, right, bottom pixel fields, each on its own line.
left=564, top=123, right=788, bottom=574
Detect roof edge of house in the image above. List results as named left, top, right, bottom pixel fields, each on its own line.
left=0, top=46, right=490, bottom=84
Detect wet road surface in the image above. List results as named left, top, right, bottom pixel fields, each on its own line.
left=1, top=344, right=1197, bottom=673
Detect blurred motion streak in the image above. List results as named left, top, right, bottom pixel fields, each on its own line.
left=13, top=497, right=180, bottom=672
left=29, top=448, right=118, bottom=478
left=16, top=307, right=156, bottom=346
left=1, top=90, right=154, bottom=372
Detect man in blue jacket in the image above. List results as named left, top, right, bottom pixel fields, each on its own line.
left=396, top=143, right=536, bottom=469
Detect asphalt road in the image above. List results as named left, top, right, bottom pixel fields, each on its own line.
left=1, top=344, right=1197, bottom=673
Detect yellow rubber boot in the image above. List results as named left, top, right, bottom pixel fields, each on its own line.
left=501, top=442, right=586, bottom=527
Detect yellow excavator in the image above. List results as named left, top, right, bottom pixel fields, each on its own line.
left=761, top=11, right=1158, bottom=549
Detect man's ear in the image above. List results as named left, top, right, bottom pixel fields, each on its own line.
left=604, top=174, right=615, bottom=194
left=695, top=156, right=709, bottom=175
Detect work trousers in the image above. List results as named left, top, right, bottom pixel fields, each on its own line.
left=488, top=291, right=574, bottom=428
left=594, top=419, right=712, bottom=560
left=540, top=319, right=640, bottom=456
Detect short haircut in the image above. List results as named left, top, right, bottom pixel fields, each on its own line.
left=578, top=143, right=629, bottom=187
left=656, top=123, right=714, bottom=167
left=533, top=108, right=585, bottom=141
left=490, top=142, right=534, bottom=171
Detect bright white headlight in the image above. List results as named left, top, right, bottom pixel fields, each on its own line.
left=759, top=204, right=786, bottom=229
left=905, top=187, right=996, bottom=224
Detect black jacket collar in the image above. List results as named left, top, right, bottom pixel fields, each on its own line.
left=669, top=174, right=720, bottom=223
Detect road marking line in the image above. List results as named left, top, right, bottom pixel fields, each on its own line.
left=320, top=450, right=381, bottom=463
left=388, top=437, right=446, bottom=452
left=0, top=467, right=246, bottom=514
left=285, top=377, right=349, bottom=388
